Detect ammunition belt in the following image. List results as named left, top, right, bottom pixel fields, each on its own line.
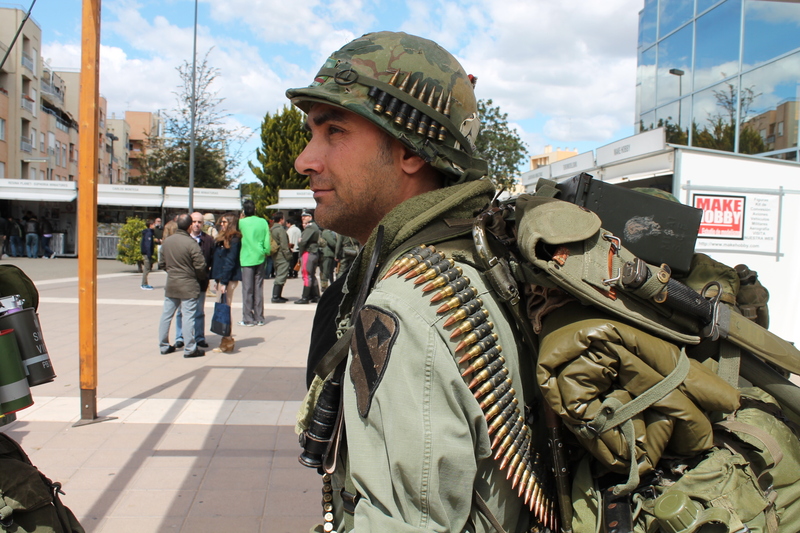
left=384, top=244, right=557, bottom=531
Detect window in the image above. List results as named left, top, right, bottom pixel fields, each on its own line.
left=0, top=161, right=5, bottom=179
left=40, top=132, right=44, bottom=152
left=744, top=0, right=800, bottom=68
left=695, top=0, right=742, bottom=91
left=40, top=170, right=45, bottom=180
left=778, top=122, right=784, bottom=137
left=658, top=0, right=693, bottom=39
left=0, top=118, right=5, bottom=141
left=31, top=127, right=37, bottom=145
left=29, top=166, right=36, bottom=180
left=55, top=141, right=61, bottom=166
left=639, top=0, right=657, bottom=49
left=62, top=145, right=67, bottom=166
left=656, top=24, right=692, bottom=106
left=639, top=46, right=657, bottom=112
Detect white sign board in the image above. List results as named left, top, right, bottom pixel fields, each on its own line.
left=596, top=127, right=666, bottom=167
left=551, top=151, right=595, bottom=178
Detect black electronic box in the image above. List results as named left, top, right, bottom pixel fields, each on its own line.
left=556, top=173, right=702, bottom=274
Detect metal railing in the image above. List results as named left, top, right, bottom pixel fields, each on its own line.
left=20, top=136, right=32, bottom=153
left=40, top=80, right=64, bottom=105
left=21, top=97, right=34, bottom=113
left=21, top=52, right=35, bottom=73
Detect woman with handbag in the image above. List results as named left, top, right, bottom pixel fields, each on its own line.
left=210, top=213, right=242, bottom=352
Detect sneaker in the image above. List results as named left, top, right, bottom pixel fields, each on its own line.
left=197, top=340, right=209, bottom=348
left=141, top=285, right=154, bottom=290
left=175, top=340, right=185, bottom=349
left=256, top=321, right=266, bottom=326
left=184, top=348, right=205, bottom=358
left=161, top=345, right=176, bottom=355
left=50, top=252, right=56, bottom=259
left=237, top=321, right=255, bottom=327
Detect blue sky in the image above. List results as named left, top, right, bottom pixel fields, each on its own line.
left=22, top=0, right=643, bottom=183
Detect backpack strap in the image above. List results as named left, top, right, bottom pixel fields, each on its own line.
left=576, top=349, right=691, bottom=495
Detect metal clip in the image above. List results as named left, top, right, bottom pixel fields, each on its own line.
left=602, top=234, right=622, bottom=285
left=701, top=281, right=723, bottom=341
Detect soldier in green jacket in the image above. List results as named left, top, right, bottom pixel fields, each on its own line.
left=319, top=227, right=338, bottom=292
left=270, top=212, right=292, bottom=303
left=295, top=211, right=321, bottom=305
left=290, top=32, right=540, bottom=532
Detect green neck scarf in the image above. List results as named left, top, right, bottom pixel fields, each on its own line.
left=342, top=179, right=496, bottom=318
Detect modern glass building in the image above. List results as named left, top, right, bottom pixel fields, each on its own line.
left=637, top=0, right=800, bottom=161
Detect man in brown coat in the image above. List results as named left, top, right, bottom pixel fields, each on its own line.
left=157, top=214, right=207, bottom=358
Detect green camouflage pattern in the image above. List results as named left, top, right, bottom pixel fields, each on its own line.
left=286, top=31, right=487, bottom=184
left=632, top=187, right=680, bottom=203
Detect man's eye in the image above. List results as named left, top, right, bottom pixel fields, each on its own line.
left=328, top=125, right=343, bottom=135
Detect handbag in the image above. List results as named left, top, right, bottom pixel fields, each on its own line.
left=210, top=293, right=232, bottom=336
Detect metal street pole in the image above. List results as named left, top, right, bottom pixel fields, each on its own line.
left=669, top=68, right=685, bottom=134
left=188, top=0, right=198, bottom=212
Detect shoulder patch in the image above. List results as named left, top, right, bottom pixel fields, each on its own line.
left=350, top=304, right=399, bottom=418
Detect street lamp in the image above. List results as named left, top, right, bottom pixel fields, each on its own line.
left=669, top=68, right=685, bottom=135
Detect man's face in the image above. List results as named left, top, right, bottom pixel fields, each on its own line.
left=155, top=218, right=162, bottom=228
left=294, top=104, right=403, bottom=242
left=190, top=213, right=204, bottom=236
left=301, top=215, right=312, bottom=228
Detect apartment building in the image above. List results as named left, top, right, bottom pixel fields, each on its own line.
left=529, top=145, right=578, bottom=170
left=125, top=110, right=162, bottom=184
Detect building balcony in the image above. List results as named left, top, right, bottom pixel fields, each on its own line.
left=21, top=52, right=35, bottom=73
left=40, top=80, right=64, bottom=106
left=20, top=136, right=32, bottom=153
left=21, top=96, right=34, bottom=113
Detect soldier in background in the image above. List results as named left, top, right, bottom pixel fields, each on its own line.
left=334, top=233, right=359, bottom=278
left=319, top=226, right=338, bottom=291
left=286, top=218, right=301, bottom=278
left=270, top=212, right=292, bottom=303
left=293, top=211, right=320, bottom=305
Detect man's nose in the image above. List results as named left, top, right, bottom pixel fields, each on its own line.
left=294, top=139, right=321, bottom=176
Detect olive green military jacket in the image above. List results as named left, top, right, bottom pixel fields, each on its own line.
left=308, top=180, right=530, bottom=533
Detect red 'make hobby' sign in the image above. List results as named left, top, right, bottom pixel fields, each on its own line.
left=693, top=194, right=746, bottom=239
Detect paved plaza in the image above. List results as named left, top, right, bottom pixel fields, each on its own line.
left=1, top=257, right=322, bottom=532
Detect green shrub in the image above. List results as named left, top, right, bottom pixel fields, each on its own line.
left=117, top=217, right=148, bottom=265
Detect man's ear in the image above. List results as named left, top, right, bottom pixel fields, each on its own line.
left=398, top=144, right=427, bottom=175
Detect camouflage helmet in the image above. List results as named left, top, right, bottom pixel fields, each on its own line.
left=286, top=31, right=487, bottom=185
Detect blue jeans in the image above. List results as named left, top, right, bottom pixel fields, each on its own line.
left=158, top=296, right=198, bottom=354
left=176, top=291, right=206, bottom=343
left=41, top=235, right=53, bottom=257
left=25, top=234, right=39, bottom=258
left=9, top=236, right=22, bottom=257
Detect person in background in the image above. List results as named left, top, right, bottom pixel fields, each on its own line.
left=334, top=233, right=359, bottom=278
left=141, top=219, right=156, bottom=290
left=287, top=218, right=301, bottom=278
left=210, top=213, right=242, bottom=352
left=39, top=216, right=55, bottom=258
left=203, top=213, right=218, bottom=239
left=153, top=216, right=164, bottom=266
left=270, top=212, right=292, bottom=303
left=175, top=212, right=215, bottom=349
left=157, top=214, right=206, bottom=358
left=319, top=226, right=338, bottom=291
left=0, top=215, right=7, bottom=258
left=24, top=213, right=39, bottom=259
left=294, top=211, right=320, bottom=305
left=238, top=199, right=271, bottom=326
left=7, top=217, right=23, bottom=257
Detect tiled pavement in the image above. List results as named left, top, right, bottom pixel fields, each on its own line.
left=1, top=257, right=322, bottom=532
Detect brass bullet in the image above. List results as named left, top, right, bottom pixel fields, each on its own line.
left=486, top=398, right=518, bottom=433
left=475, top=374, right=510, bottom=405
left=413, top=259, right=455, bottom=284
left=443, top=297, right=483, bottom=327
left=438, top=93, right=452, bottom=141
left=406, top=83, right=428, bottom=131
left=394, top=77, right=420, bottom=127
left=384, top=71, right=410, bottom=117
left=525, top=474, right=539, bottom=507
left=383, top=245, right=427, bottom=279
left=455, top=321, right=494, bottom=353
left=404, top=251, right=446, bottom=280
left=373, top=70, right=401, bottom=113
left=428, top=90, right=446, bottom=139
left=422, top=266, right=463, bottom=292
left=416, top=86, right=438, bottom=135
left=436, top=287, right=478, bottom=314
left=396, top=246, right=435, bottom=277
left=511, top=451, right=530, bottom=492
left=494, top=416, right=524, bottom=457
left=500, top=426, right=528, bottom=470
left=483, top=390, right=516, bottom=421
left=465, top=353, right=505, bottom=384
left=491, top=413, right=522, bottom=449
left=462, top=346, right=503, bottom=376
left=458, top=334, right=498, bottom=363
left=449, top=308, right=489, bottom=338
left=431, top=277, right=473, bottom=304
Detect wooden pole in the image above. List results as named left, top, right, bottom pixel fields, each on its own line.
left=76, top=0, right=102, bottom=425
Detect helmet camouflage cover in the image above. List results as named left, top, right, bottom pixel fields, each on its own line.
left=286, top=31, right=488, bottom=185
